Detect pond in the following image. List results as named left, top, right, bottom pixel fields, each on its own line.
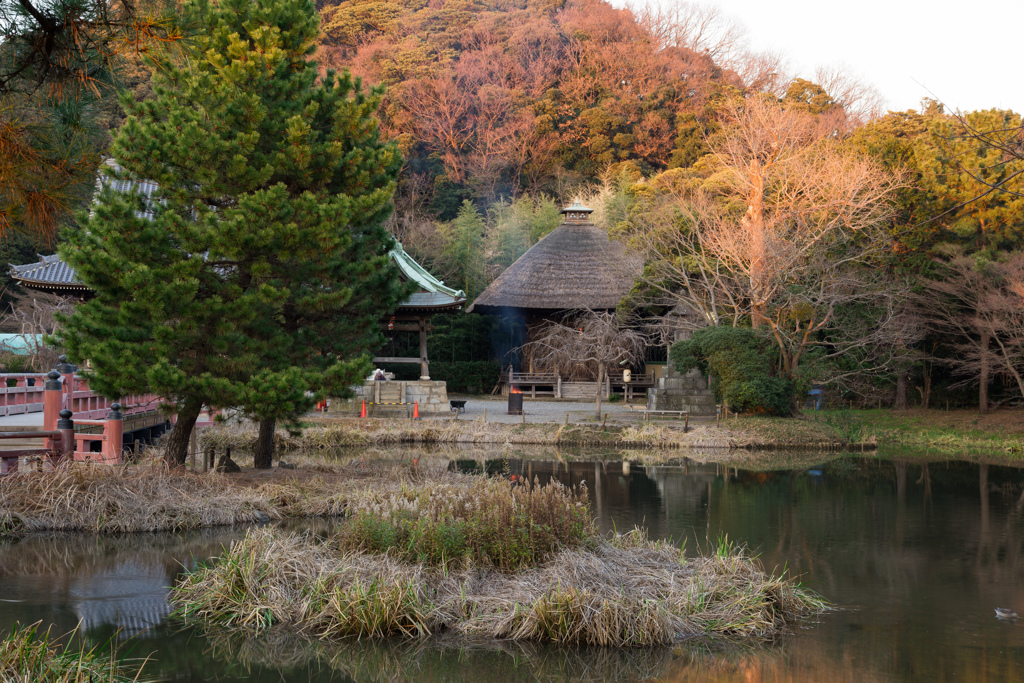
left=1, top=449, right=1023, bottom=681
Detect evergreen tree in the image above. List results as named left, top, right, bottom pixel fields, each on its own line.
left=59, top=0, right=406, bottom=467
left=438, top=200, right=487, bottom=299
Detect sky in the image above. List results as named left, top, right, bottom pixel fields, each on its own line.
left=629, top=0, right=1024, bottom=116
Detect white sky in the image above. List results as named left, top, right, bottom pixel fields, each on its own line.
left=626, top=0, right=1024, bottom=115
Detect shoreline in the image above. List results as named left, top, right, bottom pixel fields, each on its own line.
left=200, top=407, right=1024, bottom=460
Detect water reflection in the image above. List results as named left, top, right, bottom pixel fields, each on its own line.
left=0, top=451, right=1022, bottom=681
left=452, top=454, right=1024, bottom=682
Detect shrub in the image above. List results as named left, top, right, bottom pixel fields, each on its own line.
left=672, top=327, right=795, bottom=416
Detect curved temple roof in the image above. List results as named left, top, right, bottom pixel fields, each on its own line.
left=390, top=242, right=465, bottom=311
left=9, top=161, right=464, bottom=311
left=9, top=254, right=89, bottom=293
left=10, top=245, right=463, bottom=311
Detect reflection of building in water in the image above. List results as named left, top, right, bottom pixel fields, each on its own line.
left=0, top=527, right=240, bottom=640
left=68, top=559, right=170, bottom=637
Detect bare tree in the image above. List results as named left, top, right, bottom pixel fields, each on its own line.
left=917, top=250, right=1024, bottom=413
left=629, top=1, right=747, bottom=65
left=812, top=64, right=885, bottom=125
left=623, top=97, right=905, bottom=387
left=521, top=310, right=647, bottom=419
left=619, top=191, right=745, bottom=330
left=627, top=1, right=791, bottom=95
left=0, top=290, right=74, bottom=371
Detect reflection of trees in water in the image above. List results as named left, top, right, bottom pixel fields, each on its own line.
left=205, top=628, right=805, bottom=683
left=683, top=457, right=1024, bottom=682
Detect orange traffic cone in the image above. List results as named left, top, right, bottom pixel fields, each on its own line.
left=360, top=399, right=367, bottom=418
left=413, top=401, right=420, bottom=419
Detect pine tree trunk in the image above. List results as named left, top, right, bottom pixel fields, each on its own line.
left=594, top=364, right=604, bottom=421
left=979, top=331, right=990, bottom=415
left=894, top=370, right=909, bottom=410
left=164, top=398, right=203, bottom=468
left=253, top=417, right=276, bottom=470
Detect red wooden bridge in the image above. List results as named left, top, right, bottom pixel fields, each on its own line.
left=0, top=361, right=168, bottom=473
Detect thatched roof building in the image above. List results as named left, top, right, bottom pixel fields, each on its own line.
left=467, top=203, right=641, bottom=315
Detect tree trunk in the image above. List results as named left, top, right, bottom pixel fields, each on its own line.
left=745, top=160, right=768, bottom=329
left=253, top=417, right=276, bottom=469
left=164, top=398, right=203, bottom=468
left=594, top=364, right=604, bottom=421
left=920, top=360, right=932, bottom=410
left=894, top=370, right=909, bottom=410
left=979, top=331, right=990, bottom=415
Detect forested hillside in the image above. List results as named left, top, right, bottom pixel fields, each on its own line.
left=3, top=0, right=1022, bottom=411
left=319, top=0, right=751, bottom=206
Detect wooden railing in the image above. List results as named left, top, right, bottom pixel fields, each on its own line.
left=0, top=361, right=165, bottom=471
left=0, top=372, right=159, bottom=420
left=499, top=370, right=656, bottom=400
left=0, top=371, right=128, bottom=473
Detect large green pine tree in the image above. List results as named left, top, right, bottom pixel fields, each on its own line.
left=59, top=0, right=407, bottom=467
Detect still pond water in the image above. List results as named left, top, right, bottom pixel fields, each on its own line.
left=1, top=449, right=1023, bottom=682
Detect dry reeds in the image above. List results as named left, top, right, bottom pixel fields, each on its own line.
left=0, top=460, right=387, bottom=535
left=172, top=484, right=827, bottom=647
left=0, top=465, right=282, bottom=535
left=337, top=477, right=594, bottom=570
left=0, top=621, right=151, bottom=683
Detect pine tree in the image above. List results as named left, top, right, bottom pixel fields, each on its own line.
left=59, top=0, right=406, bottom=467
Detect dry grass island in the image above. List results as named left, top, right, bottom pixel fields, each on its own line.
left=171, top=472, right=826, bottom=646
left=0, top=456, right=826, bottom=649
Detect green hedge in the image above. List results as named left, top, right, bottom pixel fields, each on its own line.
left=379, top=360, right=501, bottom=394
left=429, top=361, right=501, bottom=394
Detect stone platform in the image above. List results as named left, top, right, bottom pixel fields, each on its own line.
left=647, top=365, right=717, bottom=416
left=340, top=380, right=450, bottom=415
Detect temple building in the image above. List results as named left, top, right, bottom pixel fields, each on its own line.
left=9, top=244, right=463, bottom=386
left=468, top=202, right=715, bottom=414
left=468, top=202, right=648, bottom=398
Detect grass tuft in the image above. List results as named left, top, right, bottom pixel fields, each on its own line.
left=336, top=477, right=594, bottom=570
left=0, top=621, right=151, bottom=683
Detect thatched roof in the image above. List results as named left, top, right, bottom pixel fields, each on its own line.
left=468, top=210, right=641, bottom=314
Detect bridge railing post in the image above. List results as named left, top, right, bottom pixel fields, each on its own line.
left=55, top=409, right=74, bottom=466
left=56, top=355, right=76, bottom=412
left=105, top=402, right=123, bottom=462
left=44, top=370, right=62, bottom=451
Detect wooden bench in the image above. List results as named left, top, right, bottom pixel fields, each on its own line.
left=628, top=406, right=689, bottom=422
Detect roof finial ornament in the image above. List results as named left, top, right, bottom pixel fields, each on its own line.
left=560, top=200, right=594, bottom=224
